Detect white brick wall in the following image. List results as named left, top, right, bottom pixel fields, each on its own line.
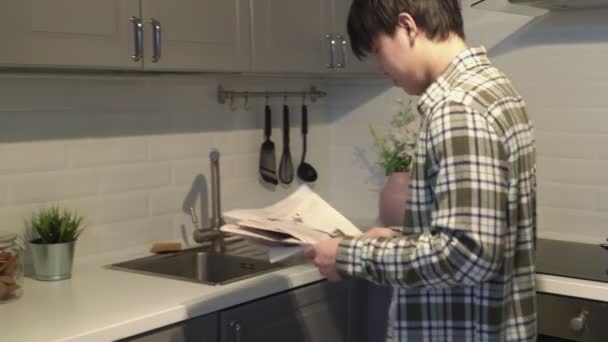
left=325, top=79, right=406, bottom=222
left=0, top=73, right=331, bottom=259
left=326, top=8, right=608, bottom=243
left=491, top=9, right=608, bottom=243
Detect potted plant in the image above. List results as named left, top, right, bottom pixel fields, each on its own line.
left=370, top=99, right=420, bottom=226
left=27, top=206, right=85, bottom=281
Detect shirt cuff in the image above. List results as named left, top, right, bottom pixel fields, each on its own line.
left=336, top=236, right=368, bottom=279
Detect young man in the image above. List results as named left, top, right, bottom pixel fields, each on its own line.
left=304, top=0, right=537, bottom=341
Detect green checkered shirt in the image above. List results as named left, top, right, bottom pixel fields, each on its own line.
left=337, top=47, right=537, bottom=341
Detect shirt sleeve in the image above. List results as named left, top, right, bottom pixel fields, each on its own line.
left=336, top=101, right=510, bottom=288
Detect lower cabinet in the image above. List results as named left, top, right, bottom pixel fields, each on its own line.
left=118, top=313, right=218, bottom=342
left=220, top=281, right=350, bottom=342
left=118, top=280, right=358, bottom=342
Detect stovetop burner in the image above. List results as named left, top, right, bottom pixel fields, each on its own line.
left=536, top=238, right=608, bottom=283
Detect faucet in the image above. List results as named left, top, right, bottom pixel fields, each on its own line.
left=192, top=149, right=226, bottom=253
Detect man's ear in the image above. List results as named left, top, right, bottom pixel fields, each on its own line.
left=397, top=13, right=418, bottom=44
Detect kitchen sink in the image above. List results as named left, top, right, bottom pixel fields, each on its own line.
left=108, top=245, right=288, bottom=285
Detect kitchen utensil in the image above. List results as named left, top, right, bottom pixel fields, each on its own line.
left=297, top=104, right=318, bottom=182
left=278, top=104, right=294, bottom=184
left=259, top=104, right=278, bottom=185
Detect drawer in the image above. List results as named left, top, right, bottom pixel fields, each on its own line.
left=538, top=292, right=608, bottom=342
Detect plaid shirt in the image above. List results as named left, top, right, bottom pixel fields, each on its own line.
left=337, top=47, right=537, bottom=341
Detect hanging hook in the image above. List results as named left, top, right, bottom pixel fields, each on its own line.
left=229, top=93, right=238, bottom=111
left=265, top=92, right=269, bottom=106
left=243, top=92, right=251, bottom=111
left=302, top=93, right=306, bottom=105
left=283, top=92, right=287, bottom=104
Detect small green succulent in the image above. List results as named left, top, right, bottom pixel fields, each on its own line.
left=29, top=206, right=86, bottom=244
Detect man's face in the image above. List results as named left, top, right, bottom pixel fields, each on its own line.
left=373, top=29, right=426, bottom=95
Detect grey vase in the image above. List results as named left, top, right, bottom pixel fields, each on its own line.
left=379, top=172, right=410, bottom=227
left=29, top=240, right=76, bottom=281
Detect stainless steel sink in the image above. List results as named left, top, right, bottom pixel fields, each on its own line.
left=108, top=246, right=288, bottom=285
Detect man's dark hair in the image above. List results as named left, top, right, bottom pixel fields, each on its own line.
left=347, top=0, right=465, bottom=59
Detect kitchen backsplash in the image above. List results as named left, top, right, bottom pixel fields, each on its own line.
left=0, top=73, right=330, bottom=258
left=325, top=78, right=402, bottom=223
left=490, top=9, right=608, bottom=243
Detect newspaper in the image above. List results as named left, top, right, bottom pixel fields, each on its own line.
left=220, top=185, right=362, bottom=263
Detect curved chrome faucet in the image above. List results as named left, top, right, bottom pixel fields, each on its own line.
left=192, top=149, right=225, bottom=253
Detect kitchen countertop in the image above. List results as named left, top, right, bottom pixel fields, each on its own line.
left=0, top=241, right=324, bottom=342
left=2, top=241, right=607, bottom=342
left=536, top=273, right=608, bottom=302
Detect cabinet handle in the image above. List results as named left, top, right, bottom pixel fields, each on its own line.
left=150, top=19, right=161, bottom=63
left=130, top=16, right=143, bottom=62
left=337, top=35, right=348, bottom=69
left=336, top=35, right=348, bottom=69
left=325, top=34, right=336, bottom=69
left=569, top=310, right=588, bottom=333
left=229, top=320, right=242, bottom=342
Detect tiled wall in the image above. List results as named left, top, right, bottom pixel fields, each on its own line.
left=0, top=73, right=330, bottom=259
left=327, top=8, right=608, bottom=243
left=491, top=9, right=608, bottom=243
left=325, top=78, right=400, bottom=223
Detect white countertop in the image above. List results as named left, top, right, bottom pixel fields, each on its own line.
left=2, top=243, right=607, bottom=342
left=536, top=273, right=608, bottom=302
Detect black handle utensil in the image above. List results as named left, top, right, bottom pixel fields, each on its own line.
left=297, top=104, right=318, bottom=182
left=278, top=104, right=294, bottom=184
left=259, top=104, right=278, bottom=185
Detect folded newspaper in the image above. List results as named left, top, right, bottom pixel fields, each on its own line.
left=220, top=185, right=362, bottom=263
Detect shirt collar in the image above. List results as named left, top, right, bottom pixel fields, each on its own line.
left=417, top=46, right=490, bottom=116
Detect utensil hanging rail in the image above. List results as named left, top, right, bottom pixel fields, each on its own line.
left=217, top=85, right=327, bottom=104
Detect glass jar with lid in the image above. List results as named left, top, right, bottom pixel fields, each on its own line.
left=0, top=231, right=24, bottom=303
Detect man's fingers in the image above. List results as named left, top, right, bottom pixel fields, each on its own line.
left=303, top=245, right=315, bottom=259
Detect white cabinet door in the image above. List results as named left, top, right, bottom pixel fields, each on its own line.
left=0, top=0, right=140, bottom=69
left=330, top=0, right=379, bottom=74
left=141, top=0, right=251, bottom=71
left=250, top=0, right=329, bottom=73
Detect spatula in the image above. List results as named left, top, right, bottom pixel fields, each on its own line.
left=259, top=104, right=278, bottom=185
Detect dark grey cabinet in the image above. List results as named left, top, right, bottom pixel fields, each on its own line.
left=119, top=280, right=372, bottom=342
left=220, top=281, right=351, bottom=342
left=117, top=313, right=218, bottom=342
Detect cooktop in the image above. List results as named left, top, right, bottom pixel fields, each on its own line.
left=536, top=238, right=608, bottom=283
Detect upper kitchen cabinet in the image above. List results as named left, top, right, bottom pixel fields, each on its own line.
left=0, top=0, right=141, bottom=69
left=328, top=0, right=378, bottom=74
left=141, top=0, right=251, bottom=72
left=250, top=0, right=377, bottom=75
left=0, top=0, right=251, bottom=72
left=250, top=0, right=327, bottom=73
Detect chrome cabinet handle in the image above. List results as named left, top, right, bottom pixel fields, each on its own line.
left=325, top=34, right=336, bottom=69
left=569, top=310, right=588, bottom=333
left=229, top=320, right=242, bottom=342
left=336, top=34, right=347, bottom=68
left=130, top=16, right=143, bottom=61
left=150, top=18, right=161, bottom=63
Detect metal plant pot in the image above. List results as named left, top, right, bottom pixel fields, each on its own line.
left=29, top=240, right=75, bottom=281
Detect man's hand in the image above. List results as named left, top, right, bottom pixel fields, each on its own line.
left=303, top=238, right=342, bottom=282
left=364, top=227, right=399, bottom=238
